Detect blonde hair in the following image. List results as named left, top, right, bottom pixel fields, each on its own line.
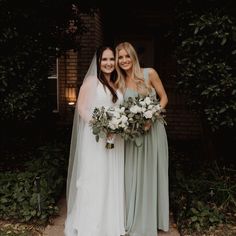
left=115, top=42, right=150, bottom=95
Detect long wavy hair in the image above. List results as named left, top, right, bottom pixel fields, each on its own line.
left=115, top=42, right=150, bottom=95
left=96, top=46, right=118, bottom=103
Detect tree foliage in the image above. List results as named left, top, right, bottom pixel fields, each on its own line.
left=0, top=0, right=92, bottom=121
left=175, top=0, right=236, bottom=131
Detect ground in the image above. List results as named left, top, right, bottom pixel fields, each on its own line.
left=42, top=196, right=180, bottom=236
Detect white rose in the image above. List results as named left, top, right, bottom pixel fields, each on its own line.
left=130, top=105, right=142, bottom=114
left=141, top=107, right=146, bottom=112
left=116, top=115, right=127, bottom=128
left=114, top=107, right=121, bottom=112
left=108, top=123, right=117, bottom=130
left=144, top=110, right=153, bottom=119
left=113, top=111, right=121, bottom=119
left=121, top=115, right=128, bottom=123
left=144, top=97, right=151, bottom=105
left=108, top=118, right=120, bottom=130
left=120, top=107, right=125, bottom=112
left=139, top=101, right=146, bottom=106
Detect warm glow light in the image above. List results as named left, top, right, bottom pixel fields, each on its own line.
left=66, top=83, right=77, bottom=107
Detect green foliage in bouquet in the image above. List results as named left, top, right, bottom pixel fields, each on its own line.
left=89, top=95, right=167, bottom=144
left=121, top=95, right=166, bottom=141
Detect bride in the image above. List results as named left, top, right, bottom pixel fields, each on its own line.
left=64, top=46, right=125, bottom=236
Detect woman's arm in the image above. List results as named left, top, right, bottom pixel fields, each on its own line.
left=148, top=68, right=168, bottom=109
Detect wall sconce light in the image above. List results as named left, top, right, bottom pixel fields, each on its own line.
left=66, top=83, right=77, bottom=107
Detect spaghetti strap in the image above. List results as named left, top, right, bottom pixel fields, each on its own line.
left=143, top=68, right=149, bottom=81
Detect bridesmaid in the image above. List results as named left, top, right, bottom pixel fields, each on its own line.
left=115, top=42, right=169, bottom=236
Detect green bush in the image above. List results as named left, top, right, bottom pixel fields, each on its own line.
left=0, top=144, right=67, bottom=223
left=0, top=0, right=87, bottom=121
left=175, top=4, right=236, bottom=131
left=170, top=152, right=236, bottom=233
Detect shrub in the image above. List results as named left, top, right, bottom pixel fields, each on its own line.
left=0, top=144, right=67, bottom=223
left=170, top=151, right=236, bottom=233
left=175, top=3, right=236, bottom=131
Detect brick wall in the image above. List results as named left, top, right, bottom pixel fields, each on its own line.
left=158, top=59, right=202, bottom=141
left=58, top=11, right=103, bottom=120
left=77, top=11, right=103, bottom=86
left=165, top=87, right=202, bottom=140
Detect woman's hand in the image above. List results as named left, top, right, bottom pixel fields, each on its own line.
left=107, top=133, right=114, bottom=140
left=144, top=120, right=152, bottom=131
left=106, top=133, right=116, bottom=149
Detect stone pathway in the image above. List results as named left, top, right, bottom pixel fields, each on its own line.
left=43, top=197, right=180, bottom=236
left=43, top=197, right=66, bottom=236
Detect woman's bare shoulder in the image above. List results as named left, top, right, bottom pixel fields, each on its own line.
left=147, top=67, right=158, bottom=75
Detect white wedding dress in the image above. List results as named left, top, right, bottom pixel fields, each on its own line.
left=64, top=82, right=125, bottom=236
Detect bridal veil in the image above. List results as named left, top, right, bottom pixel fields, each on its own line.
left=66, top=53, right=98, bottom=215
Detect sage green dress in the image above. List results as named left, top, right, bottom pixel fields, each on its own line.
left=124, top=68, right=169, bottom=236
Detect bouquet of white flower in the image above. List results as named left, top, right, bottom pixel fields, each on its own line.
left=120, top=95, right=166, bottom=141
left=89, top=106, right=129, bottom=149
left=89, top=95, right=166, bottom=148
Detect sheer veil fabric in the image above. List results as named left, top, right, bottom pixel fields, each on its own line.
left=66, top=53, right=98, bottom=214
left=65, top=53, right=125, bottom=236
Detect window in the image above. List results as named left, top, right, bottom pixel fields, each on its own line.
left=47, top=58, right=59, bottom=113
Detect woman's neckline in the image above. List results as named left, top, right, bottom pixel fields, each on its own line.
left=125, top=87, right=139, bottom=94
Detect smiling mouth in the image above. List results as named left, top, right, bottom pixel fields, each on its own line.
left=121, top=64, right=130, bottom=68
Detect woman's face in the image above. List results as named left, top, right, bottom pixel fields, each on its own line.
left=100, top=49, right=115, bottom=75
left=117, top=48, right=133, bottom=71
